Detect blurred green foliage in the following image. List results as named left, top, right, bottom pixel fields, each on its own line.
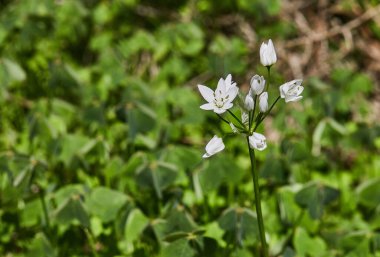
left=1, top=0, right=380, bottom=256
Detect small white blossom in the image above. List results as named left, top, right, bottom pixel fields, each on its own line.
left=198, top=74, right=239, bottom=114
left=249, top=132, right=267, bottom=151
left=250, top=75, right=265, bottom=95
left=260, top=39, right=277, bottom=67
left=229, top=123, right=238, bottom=133
left=245, top=94, right=254, bottom=111
left=259, top=92, right=268, bottom=112
left=203, top=135, right=225, bottom=158
left=279, top=79, right=304, bottom=103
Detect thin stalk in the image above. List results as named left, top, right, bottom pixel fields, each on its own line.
left=246, top=137, right=268, bottom=257
left=265, top=67, right=271, bottom=92
left=254, top=96, right=280, bottom=131
left=84, top=228, right=100, bottom=257
left=227, top=110, right=245, bottom=127
left=216, top=114, right=245, bottom=131
left=249, top=95, right=258, bottom=131
left=217, top=114, right=231, bottom=125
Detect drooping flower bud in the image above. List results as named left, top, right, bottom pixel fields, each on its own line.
left=203, top=135, right=225, bottom=158
left=250, top=75, right=265, bottom=95
left=259, top=92, right=268, bottom=112
left=248, top=132, right=267, bottom=151
left=245, top=94, right=254, bottom=111
left=279, top=79, right=304, bottom=103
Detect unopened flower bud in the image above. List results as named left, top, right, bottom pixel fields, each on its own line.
left=259, top=92, right=268, bottom=112
left=260, top=39, right=277, bottom=67
left=245, top=94, right=254, bottom=111
left=250, top=75, right=265, bottom=95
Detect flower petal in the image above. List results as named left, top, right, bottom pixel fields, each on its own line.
left=200, top=103, right=214, bottom=110
left=285, top=95, right=303, bottom=103
left=198, top=84, right=214, bottom=103
left=215, top=78, right=226, bottom=98
left=214, top=107, right=226, bottom=114
left=227, top=86, right=239, bottom=101
left=223, top=102, right=233, bottom=110
left=202, top=153, right=211, bottom=158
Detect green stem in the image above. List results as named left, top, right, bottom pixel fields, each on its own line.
left=84, top=228, right=99, bottom=257
left=246, top=137, right=268, bottom=257
left=216, top=114, right=244, bottom=131
left=253, top=96, right=280, bottom=131
left=217, top=114, right=231, bottom=125
left=227, top=110, right=245, bottom=127
left=265, top=67, right=271, bottom=92
left=249, top=95, right=258, bottom=131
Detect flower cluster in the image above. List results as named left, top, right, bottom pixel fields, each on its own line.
left=198, top=39, right=304, bottom=158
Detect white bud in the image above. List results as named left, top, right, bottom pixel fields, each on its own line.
left=203, top=136, right=225, bottom=158
left=279, top=79, right=304, bottom=103
left=259, top=92, right=268, bottom=112
left=245, top=94, right=254, bottom=111
left=250, top=75, right=265, bottom=95
left=260, top=39, right=277, bottom=67
left=248, top=132, right=267, bottom=151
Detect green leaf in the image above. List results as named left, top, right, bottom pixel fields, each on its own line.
left=295, top=182, right=339, bottom=219
left=53, top=195, right=89, bottom=227
left=2, top=58, right=26, bottom=82
left=293, top=227, right=327, bottom=257
left=57, top=134, right=92, bottom=165
left=160, top=238, right=196, bottom=257
left=312, top=119, right=327, bottom=156
left=218, top=207, right=259, bottom=246
left=127, top=102, right=157, bottom=140
left=136, top=161, right=178, bottom=199
left=164, top=205, right=198, bottom=234
left=87, top=187, right=129, bottom=222
left=204, top=222, right=226, bottom=247
left=27, top=232, right=57, bottom=257
left=340, top=231, right=371, bottom=256
left=125, top=209, right=149, bottom=245
left=163, top=231, right=192, bottom=243
left=277, top=187, right=302, bottom=225
left=21, top=199, right=43, bottom=227
left=356, top=178, right=380, bottom=208
left=260, top=155, right=287, bottom=184
left=199, top=155, right=244, bottom=194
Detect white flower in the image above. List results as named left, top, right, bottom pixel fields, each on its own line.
left=260, top=39, right=277, bottom=67
left=250, top=75, right=265, bottom=95
left=230, top=123, right=238, bottom=133
left=202, top=135, right=225, bottom=158
left=248, top=132, right=267, bottom=151
left=245, top=94, right=254, bottom=111
left=259, top=92, right=268, bottom=112
left=198, top=74, right=239, bottom=114
left=279, top=79, right=304, bottom=103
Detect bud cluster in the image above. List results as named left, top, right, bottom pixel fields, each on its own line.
left=198, top=39, right=304, bottom=158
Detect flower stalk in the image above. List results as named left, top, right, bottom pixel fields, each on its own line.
left=246, top=137, right=268, bottom=257
left=197, top=39, right=304, bottom=255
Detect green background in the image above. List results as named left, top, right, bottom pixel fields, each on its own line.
left=1, top=0, right=380, bottom=256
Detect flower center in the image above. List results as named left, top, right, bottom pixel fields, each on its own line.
left=213, top=94, right=229, bottom=108
left=287, top=85, right=301, bottom=96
